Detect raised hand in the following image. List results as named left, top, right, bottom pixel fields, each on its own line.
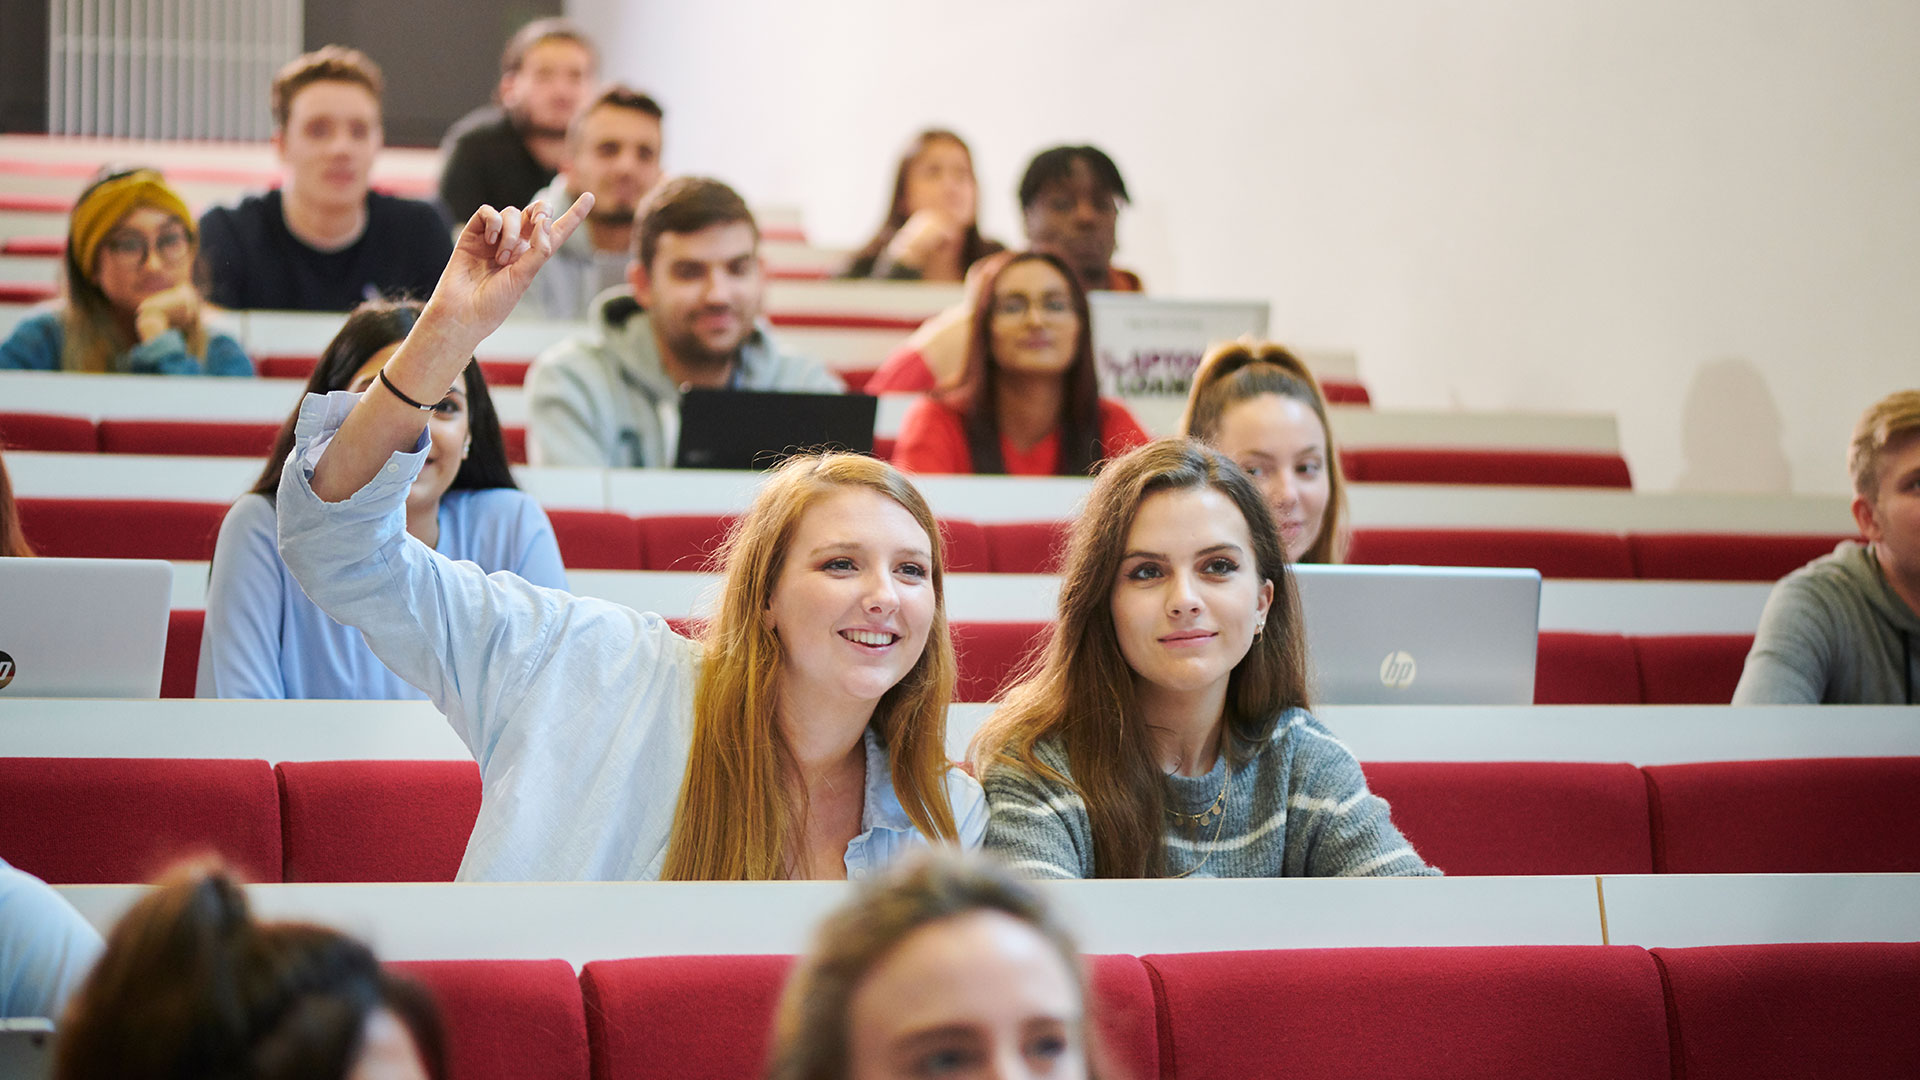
left=416, top=193, right=595, bottom=357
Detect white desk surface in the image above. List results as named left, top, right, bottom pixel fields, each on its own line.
left=1599, top=874, right=1920, bottom=947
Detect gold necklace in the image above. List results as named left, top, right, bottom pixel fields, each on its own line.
left=1166, top=761, right=1233, bottom=879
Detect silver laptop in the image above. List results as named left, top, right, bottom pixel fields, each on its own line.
left=0, top=558, right=172, bottom=698
left=1088, top=294, right=1270, bottom=399
left=0, top=1020, right=54, bottom=1080
left=1293, top=564, right=1540, bottom=705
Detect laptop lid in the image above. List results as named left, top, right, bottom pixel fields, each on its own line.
left=0, top=1020, right=54, bottom=1080
left=1292, top=563, right=1540, bottom=705
left=674, top=389, right=879, bottom=470
left=0, top=557, right=172, bottom=698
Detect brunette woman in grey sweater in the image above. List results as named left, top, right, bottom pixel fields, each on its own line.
left=971, top=439, right=1437, bottom=879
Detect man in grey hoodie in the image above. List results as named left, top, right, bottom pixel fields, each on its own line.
left=525, top=176, right=843, bottom=467
left=527, top=84, right=664, bottom=321
left=1734, top=389, right=1920, bottom=704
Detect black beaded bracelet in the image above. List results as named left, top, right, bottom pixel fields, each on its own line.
left=377, top=367, right=435, bottom=411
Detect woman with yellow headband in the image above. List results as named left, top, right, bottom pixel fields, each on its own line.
left=0, top=168, right=251, bottom=375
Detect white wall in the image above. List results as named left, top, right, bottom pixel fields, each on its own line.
left=567, top=0, right=1920, bottom=495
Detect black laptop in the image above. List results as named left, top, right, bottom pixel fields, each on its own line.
left=674, top=388, right=879, bottom=470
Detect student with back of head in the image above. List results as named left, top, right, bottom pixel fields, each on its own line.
left=767, top=850, right=1109, bottom=1080
left=843, top=129, right=1006, bottom=284
left=0, top=168, right=250, bottom=376
left=1180, top=341, right=1348, bottom=564
left=527, top=84, right=666, bottom=321
left=196, top=300, right=565, bottom=700
left=892, top=251, right=1146, bottom=477
left=972, top=439, right=1435, bottom=879
left=274, top=193, right=984, bottom=880
left=1734, top=389, right=1920, bottom=705
left=868, top=144, right=1140, bottom=394
left=525, top=176, right=844, bottom=468
left=197, top=47, right=452, bottom=312
left=437, top=18, right=598, bottom=225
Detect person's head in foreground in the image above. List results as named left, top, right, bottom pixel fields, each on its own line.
left=938, top=250, right=1103, bottom=475
left=270, top=46, right=384, bottom=213
left=665, top=450, right=963, bottom=879
left=54, top=862, right=444, bottom=1080
left=767, top=850, right=1102, bottom=1080
left=251, top=300, right=518, bottom=522
left=973, top=438, right=1310, bottom=876
left=1179, top=341, right=1347, bottom=564
left=60, top=167, right=208, bottom=371
left=628, top=176, right=765, bottom=377
left=497, top=18, right=597, bottom=139
left=1018, top=146, right=1129, bottom=294
left=1849, top=389, right=1920, bottom=605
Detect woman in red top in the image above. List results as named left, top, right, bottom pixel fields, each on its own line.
left=892, top=251, right=1148, bottom=476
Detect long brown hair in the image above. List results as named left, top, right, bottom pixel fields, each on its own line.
left=1179, top=340, right=1349, bottom=564
left=969, top=439, right=1310, bottom=877
left=661, top=453, right=962, bottom=880
left=936, top=251, right=1103, bottom=476
left=55, top=861, right=446, bottom=1080
left=766, top=850, right=1105, bottom=1080
left=0, top=449, right=33, bottom=557
left=848, top=129, right=996, bottom=276
left=61, top=168, right=209, bottom=373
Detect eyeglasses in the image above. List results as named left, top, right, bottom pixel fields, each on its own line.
left=992, top=293, right=1075, bottom=319
left=99, top=227, right=191, bottom=266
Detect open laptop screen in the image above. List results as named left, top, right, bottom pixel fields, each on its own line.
left=0, top=557, right=172, bottom=698
left=674, top=389, right=878, bottom=470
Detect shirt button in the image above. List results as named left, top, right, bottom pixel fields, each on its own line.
left=851, top=868, right=867, bottom=880
left=385, top=463, right=398, bottom=474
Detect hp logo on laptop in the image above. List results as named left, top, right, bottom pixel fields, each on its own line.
left=0, top=651, right=15, bottom=691
left=1379, top=650, right=1416, bottom=690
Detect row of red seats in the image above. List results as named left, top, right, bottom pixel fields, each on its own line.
left=6, top=754, right=1916, bottom=885
left=14, top=495, right=1850, bottom=579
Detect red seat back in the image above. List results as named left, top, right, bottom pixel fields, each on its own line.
left=476, top=358, right=530, bottom=387
left=1645, top=757, right=1920, bottom=873
left=390, top=959, right=589, bottom=1080
left=1651, top=943, right=1920, bottom=1080
left=502, top=425, right=527, bottom=464
left=938, top=518, right=990, bottom=573
left=546, top=509, right=643, bottom=570
left=1631, top=634, right=1753, bottom=704
left=0, top=411, right=97, bottom=452
left=1363, top=761, right=1654, bottom=874
left=1342, top=448, right=1633, bottom=488
left=275, top=760, right=481, bottom=882
left=1322, top=378, right=1371, bottom=404
left=97, top=418, right=281, bottom=457
left=1142, top=946, right=1670, bottom=1080
left=983, top=521, right=1072, bottom=574
left=15, top=497, right=226, bottom=559
left=1535, top=632, right=1641, bottom=704
left=255, top=354, right=318, bottom=380
left=637, top=514, right=739, bottom=571
left=583, top=954, right=793, bottom=1080
left=0, top=757, right=281, bottom=883
left=163, top=608, right=205, bottom=699
left=951, top=621, right=1053, bottom=702
left=1348, top=528, right=1636, bottom=578
left=1627, top=532, right=1854, bottom=581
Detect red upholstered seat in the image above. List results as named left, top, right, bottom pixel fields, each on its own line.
left=0, top=411, right=97, bottom=452
left=1142, top=946, right=1670, bottom=1080
left=636, top=514, right=739, bottom=571
left=501, top=425, right=527, bottom=464
left=1631, top=634, right=1753, bottom=704
left=841, top=368, right=876, bottom=394
left=1644, top=756, right=1920, bottom=873
left=163, top=609, right=205, bottom=699
left=476, top=358, right=530, bottom=386
left=1535, top=632, right=1641, bottom=704
left=254, top=355, right=318, bottom=380
left=545, top=509, right=643, bottom=570
left=1342, top=448, right=1633, bottom=488
left=1347, top=528, right=1636, bottom=578
left=983, top=520, right=1072, bottom=574
left=1650, top=943, right=1920, bottom=1080
left=390, top=959, right=589, bottom=1080
left=1322, top=379, right=1371, bottom=405
left=0, top=757, right=280, bottom=884
left=951, top=621, right=1053, bottom=702
left=1362, top=761, right=1654, bottom=875
left=1627, top=531, right=1855, bottom=581
left=938, top=518, right=990, bottom=572
left=275, top=760, right=481, bottom=882
left=14, top=497, right=226, bottom=559
left=97, top=418, right=281, bottom=457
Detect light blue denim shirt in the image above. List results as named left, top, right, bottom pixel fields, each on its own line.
left=276, top=390, right=985, bottom=881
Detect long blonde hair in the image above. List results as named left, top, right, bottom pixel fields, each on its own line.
left=1179, top=340, right=1348, bottom=564
left=969, top=439, right=1309, bottom=878
left=661, top=453, right=961, bottom=880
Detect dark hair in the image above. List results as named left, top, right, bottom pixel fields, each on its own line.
left=0, top=448, right=33, bottom=557
left=251, top=299, right=517, bottom=500
left=54, top=862, right=446, bottom=1080
left=270, top=46, right=382, bottom=130
left=572, top=82, right=663, bottom=129
left=936, top=251, right=1103, bottom=476
left=1018, top=145, right=1129, bottom=211
left=500, top=16, right=597, bottom=76
left=846, top=129, right=995, bottom=275
left=633, top=176, right=758, bottom=269
left=972, top=439, right=1309, bottom=877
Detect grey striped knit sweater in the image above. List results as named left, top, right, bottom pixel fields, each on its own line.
left=981, top=709, right=1438, bottom=879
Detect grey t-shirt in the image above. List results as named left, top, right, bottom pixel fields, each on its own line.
left=1733, top=541, right=1920, bottom=705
